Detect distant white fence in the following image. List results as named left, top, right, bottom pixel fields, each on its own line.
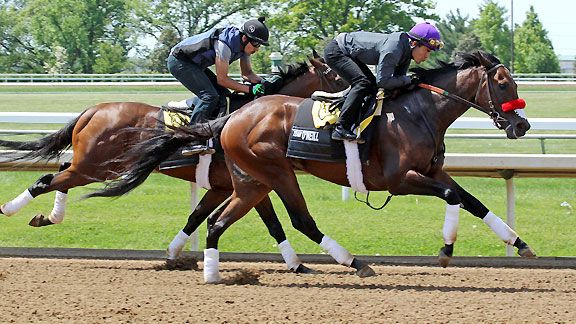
left=1, top=73, right=576, bottom=84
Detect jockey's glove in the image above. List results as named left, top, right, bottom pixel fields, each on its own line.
left=405, top=74, right=421, bottom=90
left=250, top=83, right=266, bottom=96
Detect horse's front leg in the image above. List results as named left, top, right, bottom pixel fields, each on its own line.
left=166, top=189, right=231, bottom=261
left=431, top=171, right=536, bottom=264
left=253, top=195, right=313, bottom=274
left=388, top=169, right=467, bottom=266
left=449, top=179, right=536, bottom=258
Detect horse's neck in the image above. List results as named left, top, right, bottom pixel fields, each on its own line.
left=426, top=67, right=483, bottom=132
left=278, top=73, right=316, bottom=98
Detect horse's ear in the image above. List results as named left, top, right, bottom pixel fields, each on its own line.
left=312, top=49, right=320, bottom=59
left=475, top=50, right=492, bottom=67
left=309, top=56, right=323, bottom=69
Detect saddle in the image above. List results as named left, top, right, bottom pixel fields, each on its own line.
left=286, top=90, right=385, bottom=163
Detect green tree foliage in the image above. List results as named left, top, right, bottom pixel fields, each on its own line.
left=0, top=1, right=45, bottom=72
left=267, top=0, right=437, bottom=62
left=24, top=0, right=131, bottom=73
left=473, top=0, right=511, bottom=66
left=513, top=6, right=559, bottom=73
left=93, top=43, right=129, bottom=74
left=146, top=28, right=179, bottom=73
left=436, top=9, right=475, bottom=62
left=1, top=0, right=132, bottom=73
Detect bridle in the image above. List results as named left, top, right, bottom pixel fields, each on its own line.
left=474, top=63, right=509, bottom=129
left=418, top=63, right=510, bottom=130
left=314, top=63, right=342, bottom=93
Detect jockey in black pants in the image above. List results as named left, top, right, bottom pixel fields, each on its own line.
left=324, top=22, right=444, bottom=143
left=167, top=17, right=271, bottom=156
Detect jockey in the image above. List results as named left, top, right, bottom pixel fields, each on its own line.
left=324, top=22, right=443, bottom=143
left=167, top=17, right=270, bottom=155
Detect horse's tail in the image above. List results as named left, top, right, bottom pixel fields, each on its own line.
left=0, top=112, right=83, bottom=161
left=84, top=114, right=232, bottom=199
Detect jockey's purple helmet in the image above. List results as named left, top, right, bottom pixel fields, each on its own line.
left=408, top=22, right=444, bottom=51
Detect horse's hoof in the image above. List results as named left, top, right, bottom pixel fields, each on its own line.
left=356, top=265, right=376, bottom=278
left=28, top=214, right=54, bottom=227
left=294, top=264, right=315, bottom=274
left=518, top=245, right=537, bottom=258
left=438, top=247, right=452, bottom=268
left=0, top=205, right=4, bottom=215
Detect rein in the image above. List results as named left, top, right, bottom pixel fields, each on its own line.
left=417, top=63, right=508, bottom=129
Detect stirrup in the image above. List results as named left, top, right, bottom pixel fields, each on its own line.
left=182, top=145, right=215, bottom=156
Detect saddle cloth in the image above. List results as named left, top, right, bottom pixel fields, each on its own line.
left=286, top=91, right=384, bottom=163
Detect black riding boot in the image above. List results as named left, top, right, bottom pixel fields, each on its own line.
left=181, top=110, right=215, bottom=156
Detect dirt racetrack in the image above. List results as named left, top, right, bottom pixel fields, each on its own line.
left=0, top=257, right=575, bottom=323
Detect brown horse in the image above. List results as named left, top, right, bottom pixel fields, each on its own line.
left=0, top=54, right=348, bottom=272
left=90, top=51, right=535, bottom=283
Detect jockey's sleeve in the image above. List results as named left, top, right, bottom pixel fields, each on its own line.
left=375, top=44, right=411, bottom=89
left=215, top=40, right=232, bottom=62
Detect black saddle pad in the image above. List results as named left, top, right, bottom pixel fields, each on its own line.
left=156, top=109, right=224, bottom=171
left=286, top=99, right=377, bottom=163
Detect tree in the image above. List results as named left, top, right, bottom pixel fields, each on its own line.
left=436, top=9, right=474, bottom=62
left=267, top=0, right=437, bottom=62
left=453, top=32, right=483, bottom=55
left=513, top=6, right=559, bottom=73
left=0, top=1, right=45, bottom=72
left=473, top=0, right=511, bottom=66
left=93, top=43, right=129, bottom=74
left=22, top=0, right=131, bottom=73
left=146, top=28, right=179, bottom=73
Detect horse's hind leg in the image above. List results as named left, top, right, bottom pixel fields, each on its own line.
left=29, top=162, right=71, bottom=227
left=1, top=168, right=61, bottom=218
left=254, top=195, right=312, bottom=274
left=202, top=182, right=272, bottom=283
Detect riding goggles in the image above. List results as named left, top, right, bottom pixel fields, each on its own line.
left=249, top=40, right=262, bottom=48
left=421, top=38, right=444, bottom=51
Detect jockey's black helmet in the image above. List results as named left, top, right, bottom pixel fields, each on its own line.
left=240, top=17, right=270, bottom=46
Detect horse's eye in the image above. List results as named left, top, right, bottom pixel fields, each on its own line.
left=499, top=83, right=508, bottom=90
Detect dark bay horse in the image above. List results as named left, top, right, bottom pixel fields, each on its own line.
left=0, top=54, right=348, bottom=272
left=90, top=51, right=535, bottom=283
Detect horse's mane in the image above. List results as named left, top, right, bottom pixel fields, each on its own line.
left=411, top=51, right=501, bottom=82
left=278, top=61, right=310, bottom=80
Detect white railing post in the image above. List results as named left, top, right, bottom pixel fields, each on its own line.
left=189, top=182, right=200, bottom=251
left=505, top=178, right=516, bottom=257
left=341, top=186, right=350, bottom=201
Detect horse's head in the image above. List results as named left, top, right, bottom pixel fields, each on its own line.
left=278, top=50, right=348, bottom=97
left=473, top=51, right=530, bottom=139
left=308, top=50, right=349, bottom=93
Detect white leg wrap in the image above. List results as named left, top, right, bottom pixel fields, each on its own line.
left=1, top=190, right=33, bottom=216
left=320, top=235, right=354, bottom=267
left=203, top=248, right=220, bottom=283
left=343, top=141, right=368, bottom=194
left=278, top=240, right=302, bottom=271
left=442, top=204, right=460, bottom=245
left=167, top=230, right=190, bottom=260
left=196, top=151, right=212, bottom=189
left=48, top=191, right=67, bottom=224
left=483, top=211, right=518, bottom=245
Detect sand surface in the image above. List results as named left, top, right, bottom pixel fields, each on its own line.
left=0, top=257, right=574, bottom=323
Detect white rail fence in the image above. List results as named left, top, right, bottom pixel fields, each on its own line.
left=2, top=113, right=576, bottom=256
left=1, top=73, right=576, bottom=84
